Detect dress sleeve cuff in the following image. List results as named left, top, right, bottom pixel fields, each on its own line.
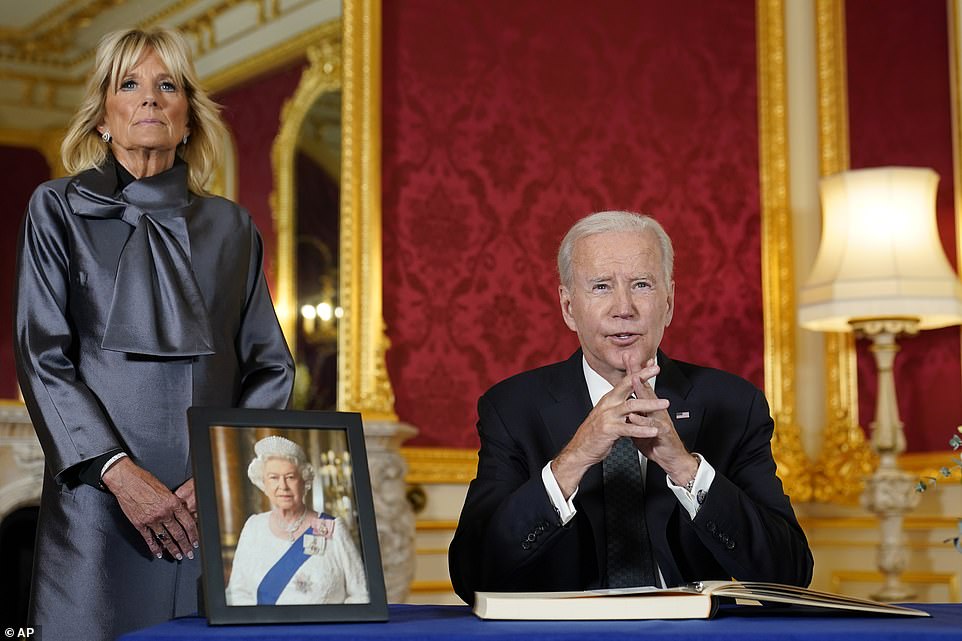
left=75, top=448, right=126, bottom=489
left=542, top=461, right=578, bottom=525
left=666, top=453, right=715, bottom=519
left=100, top=451, right=129, bottom=479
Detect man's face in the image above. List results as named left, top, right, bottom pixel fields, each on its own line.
left=559, top=230, right=674, bottom=386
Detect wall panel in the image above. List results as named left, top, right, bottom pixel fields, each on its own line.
left=382, top=0, right=766, bottom=447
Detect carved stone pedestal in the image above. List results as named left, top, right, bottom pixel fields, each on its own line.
left=0, top=403, right=43, bottom=518
left=861, top=455, right=921, bottom=602
left=363, top=420, right=417, bottom=602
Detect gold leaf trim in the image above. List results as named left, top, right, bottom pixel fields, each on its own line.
left=340, top=0, right=396, bottom=418
left=403, top=447, right=478, bottom=484
left=812, top=0, right=875, bottom=505
left=757, top=0, right=813, bottom=501
left=409, top=580, right=455, bottom=593
left=829, top=571, right=960, bottom=601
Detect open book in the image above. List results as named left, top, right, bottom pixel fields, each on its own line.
left=473, top=581, right=930, bottom=620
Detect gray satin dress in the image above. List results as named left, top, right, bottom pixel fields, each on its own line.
left=14, top=157, right=294, bottom=641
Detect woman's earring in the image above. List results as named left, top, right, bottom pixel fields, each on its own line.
left=101, top=130, right=111, bottom=143
left=182, top=133, right=189, bottom=145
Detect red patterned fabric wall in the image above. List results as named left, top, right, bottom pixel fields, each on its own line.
left=215, top=61, right=306, bottom=286
left=383, top=1, right=763, bottom=447
left=846, top=0, right=961, bottom=452
left=0, top=146, right=51, bottom=400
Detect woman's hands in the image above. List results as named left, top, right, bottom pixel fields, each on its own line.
left=102, top=458, right=198, bottom=560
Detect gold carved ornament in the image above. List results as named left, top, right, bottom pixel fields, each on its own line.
left=756, top=0, right=813, bottom=501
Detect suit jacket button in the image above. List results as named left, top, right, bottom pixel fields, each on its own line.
left=706, top=520, right=716, bottom=533
left=526, top=533, right=536, bottom=542
left=726, top=539, right=736, bottom=550
left=522, top=541, right=531, bottom=550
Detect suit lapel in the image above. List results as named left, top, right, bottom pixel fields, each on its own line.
left=538, top=351, right=607, bottom=583
left=648, top=351, right=704, bottom=586
left=654, top=352, right=703, bottom=451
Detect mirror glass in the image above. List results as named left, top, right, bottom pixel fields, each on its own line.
left=292, top=90, right=342, bottom=410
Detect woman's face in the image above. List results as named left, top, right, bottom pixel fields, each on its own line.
left=98, top=48, right=190, bottom=171
left=262, top=458, right=305, bottom=511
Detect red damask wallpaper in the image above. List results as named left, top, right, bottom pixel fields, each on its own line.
left=847, top=0, right=962, bottom=452
left=382, top=1, right=763, bottom=447
left=0, top=146, right=51, bottom=400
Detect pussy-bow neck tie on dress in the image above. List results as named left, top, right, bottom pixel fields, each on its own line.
left=65, top=159, right=215, bottom=357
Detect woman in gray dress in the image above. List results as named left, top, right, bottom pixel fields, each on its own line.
left=14, top=27, right=294, bottom=641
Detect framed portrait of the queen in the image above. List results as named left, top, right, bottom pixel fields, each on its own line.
left=188, top=407, right=387, bottom=624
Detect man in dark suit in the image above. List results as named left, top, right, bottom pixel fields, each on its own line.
left=448, top=211, right=813, bottom=605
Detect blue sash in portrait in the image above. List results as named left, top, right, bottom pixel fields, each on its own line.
left=256, top=513, right=335, bottom=605
left=257, top=530, right=311, bottom=605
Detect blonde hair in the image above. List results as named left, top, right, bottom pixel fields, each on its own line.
left=61, top=27, right=227, bottom=194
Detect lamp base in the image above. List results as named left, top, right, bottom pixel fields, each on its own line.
left=850, top=321, right=922, bottom=603
left=860, top=455, right=921, bottom=602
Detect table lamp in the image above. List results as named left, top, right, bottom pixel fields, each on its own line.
left=798, top=166, right=962, bottom=601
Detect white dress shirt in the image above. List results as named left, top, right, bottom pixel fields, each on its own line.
left=540, top=356, right=716, bottom=586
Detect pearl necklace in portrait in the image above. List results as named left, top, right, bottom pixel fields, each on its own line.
left=274, top=508, right=308, bottom=541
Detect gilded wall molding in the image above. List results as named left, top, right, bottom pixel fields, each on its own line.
left=829, top=571, right=960, bottom=601
left=271, top=22, right=341, bottom=357
left=812, top=0, right=882, bottom=505
left=756, top=0, right=813, bottom=501
left=203, top=23, right=338, bottom=94
left=951, top=0, right=962, bottom=366
left=340, top=0, right=396, bottom=419
left=0, top=0, right=287, bottom=68
left=402, top=448, right=479, bottom=485
left=274, top=1, right=395, bottom=419
left=0, top=1, right=340, bottom=125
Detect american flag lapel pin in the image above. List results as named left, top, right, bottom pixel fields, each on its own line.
left=675, top=411, right=690, bottom=419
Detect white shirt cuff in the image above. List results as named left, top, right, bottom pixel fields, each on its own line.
left=542, top=461, right=578, bottom=525
left=665, top=453, right=715, bottom=519
left=100, top=452, right=129, bottom=479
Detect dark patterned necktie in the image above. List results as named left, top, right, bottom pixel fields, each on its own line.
left=603, top=436, right=657, bottom=587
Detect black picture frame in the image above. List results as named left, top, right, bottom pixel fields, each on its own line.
left=188, top=407, right=388, bottom=624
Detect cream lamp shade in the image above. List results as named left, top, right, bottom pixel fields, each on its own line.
left=798, top=166, right=962, bottom=331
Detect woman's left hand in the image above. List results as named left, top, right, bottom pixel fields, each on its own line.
left=103, top=458, right=198, bottom=560
left=175, top=478, right=197, bottom=520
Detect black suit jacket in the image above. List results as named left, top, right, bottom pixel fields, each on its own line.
left=448, top=350, right=813, bottom=604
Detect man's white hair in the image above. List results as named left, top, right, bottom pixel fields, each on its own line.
left=557, top=210, right=674, bottom=288
left=247, top=435, right=315, bottom=494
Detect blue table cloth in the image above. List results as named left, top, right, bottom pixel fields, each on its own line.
left=119, top=603, right=962, bottom=641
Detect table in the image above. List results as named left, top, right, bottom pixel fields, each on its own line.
left=119, top=603, right=962, bottom=641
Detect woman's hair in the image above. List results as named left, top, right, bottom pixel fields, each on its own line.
left=557, top=210, right=674, bottom=288
left=247, top=436, right=315, bottom=494
left=60, top=27, right=228, bottom=194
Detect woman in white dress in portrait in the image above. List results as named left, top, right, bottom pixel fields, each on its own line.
left=225, top=436, right=368, bottom=605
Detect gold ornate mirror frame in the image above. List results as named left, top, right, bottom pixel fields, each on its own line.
left=273, top=0, right=397, bottom=421
left=757, top=0, right=810, bottom=501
